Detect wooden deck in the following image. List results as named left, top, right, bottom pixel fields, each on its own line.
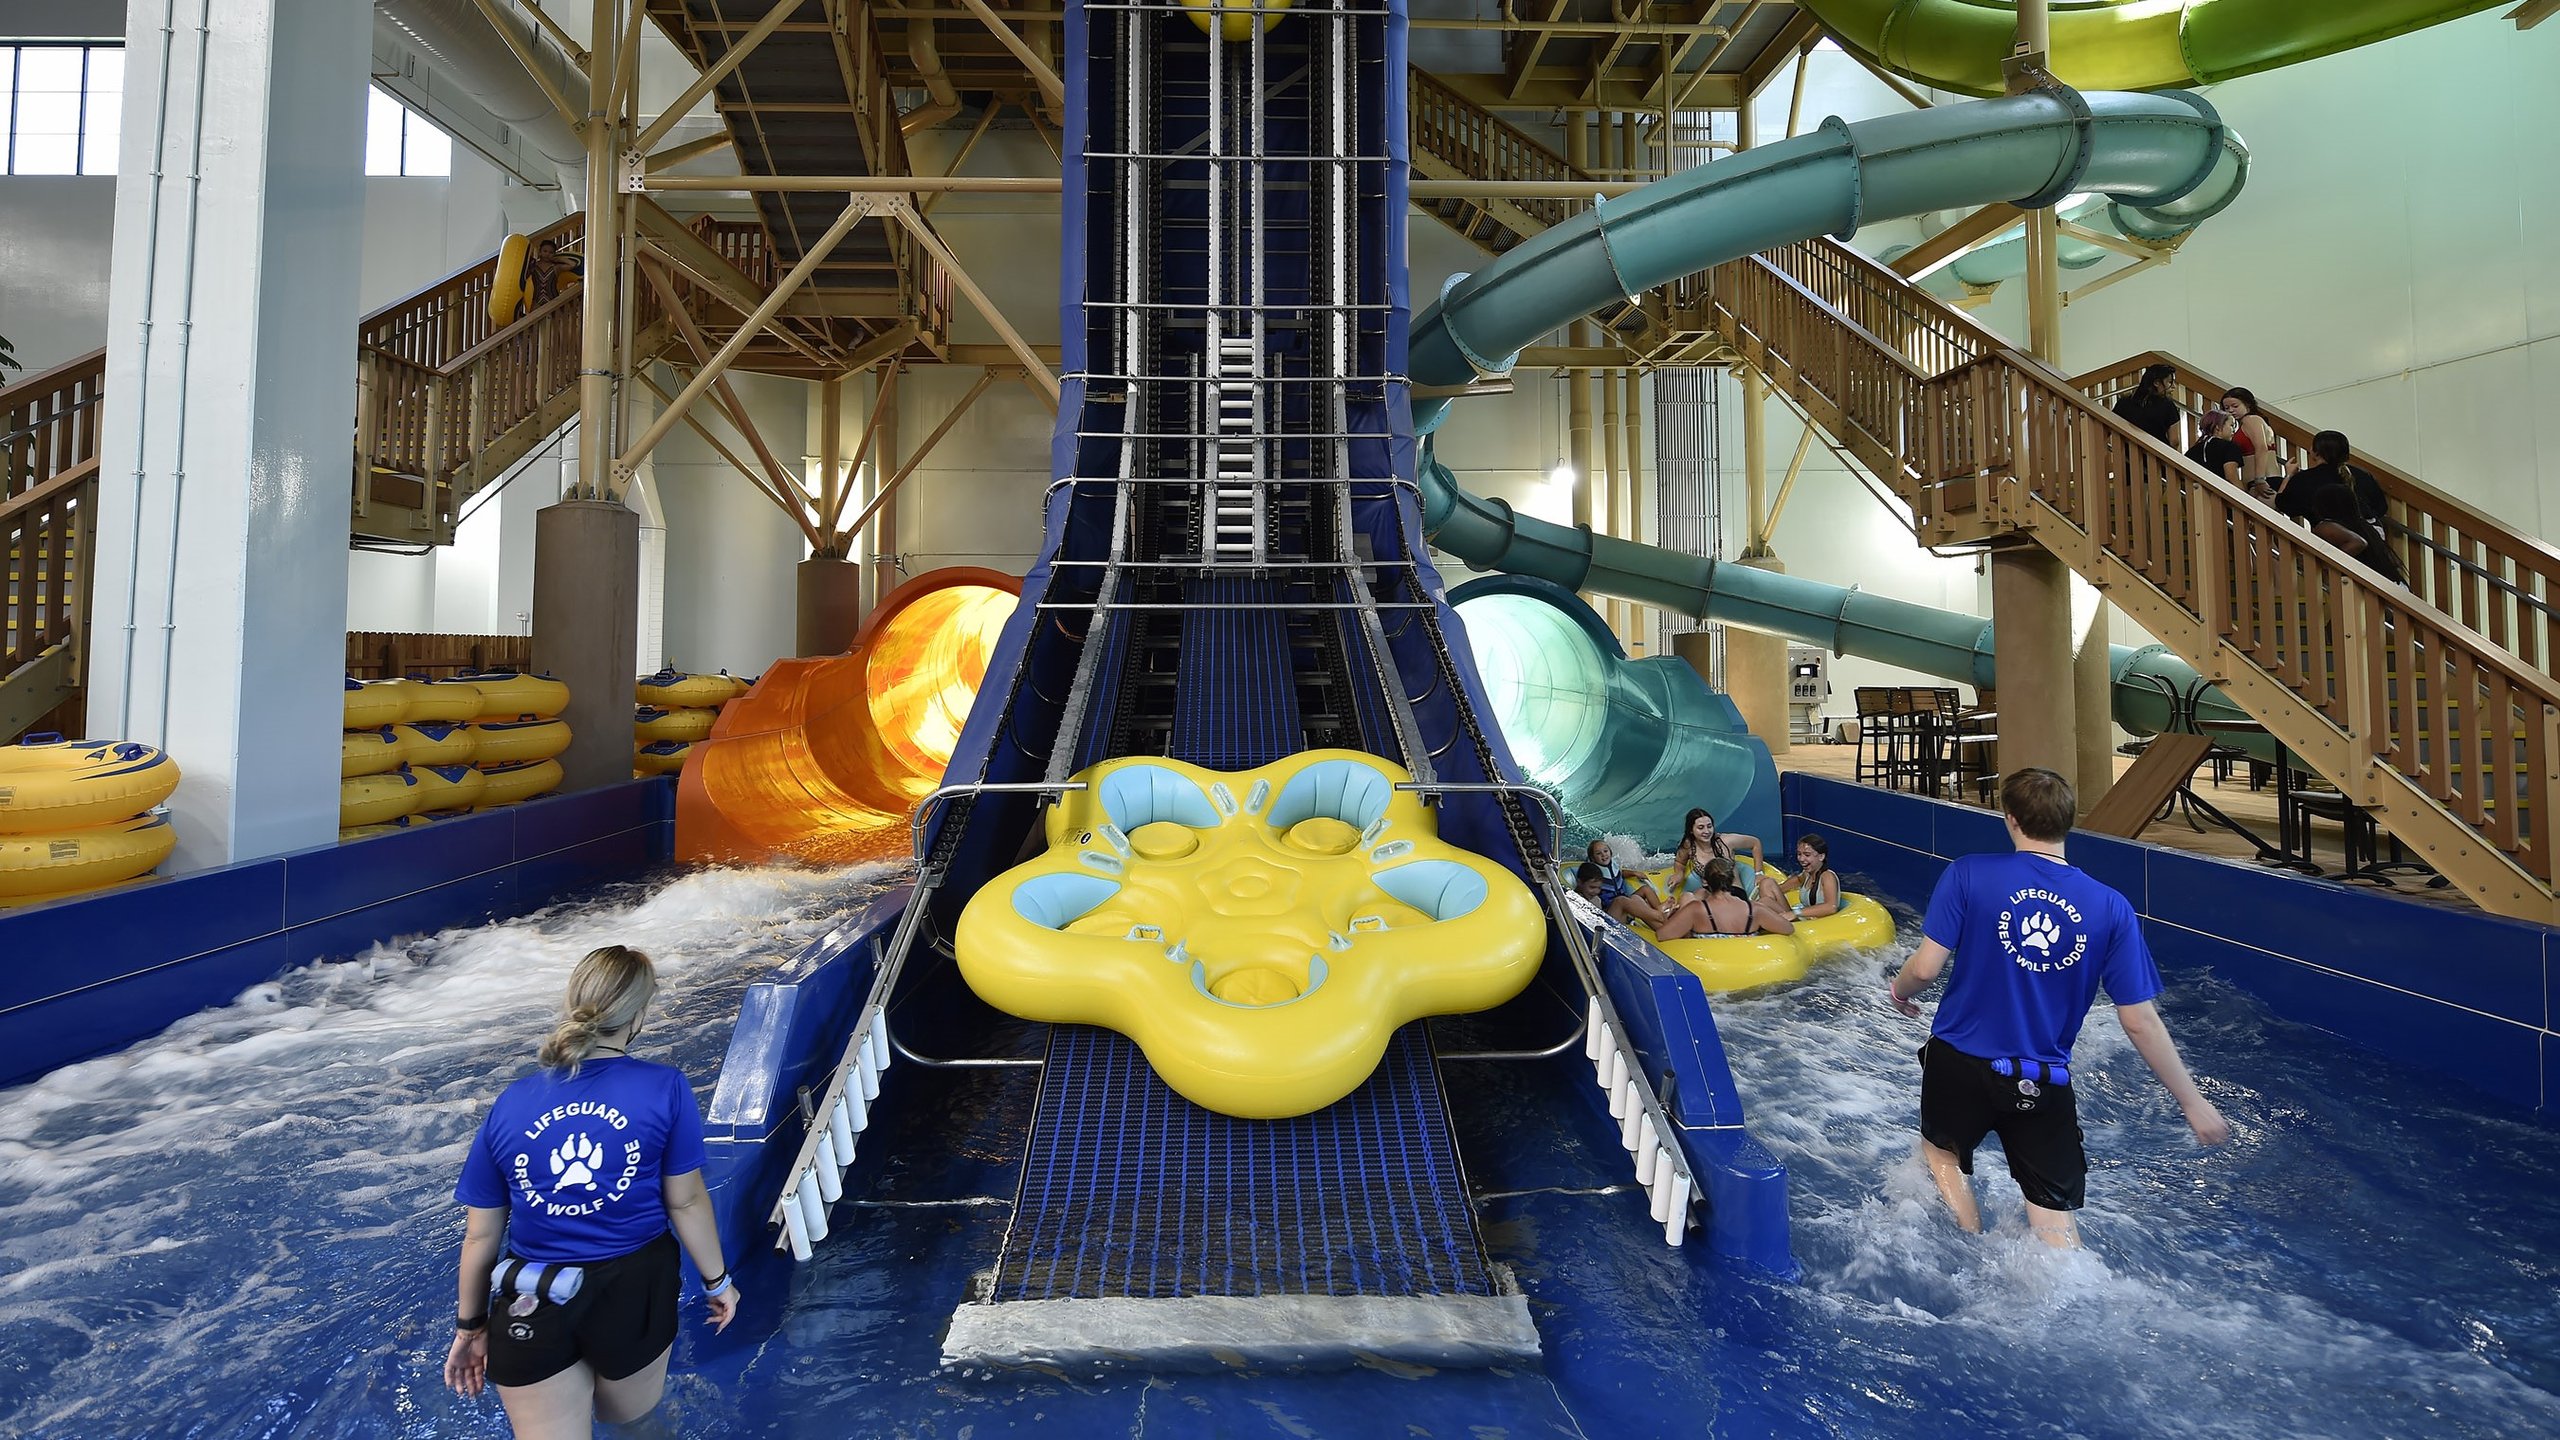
left=1778, top=741, right=2481, bottom=916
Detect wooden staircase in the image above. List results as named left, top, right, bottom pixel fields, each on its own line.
left=1692, top=237, right=2560, bottom=922
left=1, top=351, right=101, bottom=741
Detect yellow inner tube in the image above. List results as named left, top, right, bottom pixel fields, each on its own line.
left=342, top=728, right=407, bottom=778
left=489, top=233, right=533, bottom=326
left=341, top=771, right=423, bottom=828
left=0, top=739, right=182, bottom=834
left=459, top=671, right=569, bottom=721
left=635, top=672, right=744, bottom=709
left=410, top=763, right=489, bottom=812
left=634, top=706, right=719, bottom=744
left=404, top=681, right=484, bottom=725
left=633, top=740, right=692, bottom=775
left=344, top=679, right=411, bottom=729
left=1630, top=890, right=1898, bottom=993
left=468, top=719, right=571, bottom=766
left=476, top=759, right=564, bottom=808
left=1178, top=0, right=1292, bottom=41
left=392, top=722, right=479, bottom=769
left=0, top=814, right=177, bottom=902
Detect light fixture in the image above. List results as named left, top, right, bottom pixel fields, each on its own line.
left=1548, top=460, right=1576, bottom=489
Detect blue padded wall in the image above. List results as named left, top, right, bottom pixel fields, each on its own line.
left=0, top=778, right=676, bottom=1089
left=1781, top=773, right=2558, bottom=1114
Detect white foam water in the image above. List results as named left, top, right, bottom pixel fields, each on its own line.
left=0, top=862, right=897, bottom=1439
left=1712, top=932, right=2560, bottom=1440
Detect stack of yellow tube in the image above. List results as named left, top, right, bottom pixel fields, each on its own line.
left=0, top=736, right=182, bottom=905
left=634, top=669, right=750, bottom=776
left=340, top=673, right=574, bottom=840
left=459, top=670, right=572, bottom=813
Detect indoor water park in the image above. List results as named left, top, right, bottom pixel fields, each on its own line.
left=1, top=1, right=2557, bottom=1436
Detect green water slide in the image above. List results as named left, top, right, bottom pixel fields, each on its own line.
left=1410, top=83, right=2238, bottom=433
left=1795, top=0, right=2506, bottom=99
left=1408, top=80, right=2273, bottom=809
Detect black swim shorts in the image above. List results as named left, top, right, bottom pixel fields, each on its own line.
left=1917, top=1037, right=2087, bottom=1211
left=485, top=1231, right=681, bottom=1388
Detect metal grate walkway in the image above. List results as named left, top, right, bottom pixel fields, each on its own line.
left=990, top=1025, right=1494, bottom=1301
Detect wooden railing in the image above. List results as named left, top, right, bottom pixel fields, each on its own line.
left=1699, top=237, right=2560, bottom=918
left=2078, top=352, right=2560, bottom=679
left=1405, top=67, right=1586, bottom=236
left=2, top=348, right=103, bottom=731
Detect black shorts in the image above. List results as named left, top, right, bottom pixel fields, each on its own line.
left=1917, top=1038, right=2087, bottom=1211
left=486, top=1231, right=681, bottom=1388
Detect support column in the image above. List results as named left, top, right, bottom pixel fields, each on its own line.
left=1623, top=367, right=1647, bottom=653
left=1565, top=114, right=1596, bottom=581
left=796, top=560, right=865, bottom=656
left=534, top=501, right=642, bottom=793
left=1725, top=558, right=1793, bottom=756
left=866, top=368, right=903, bottom=616
left=89, top=0, right=371, bottom=869
left=2075, top=603, right=2115, bottom=808
left=1991, top=547, right=2075, bottom=785
left=2004, top=0, right=2089, bottom=798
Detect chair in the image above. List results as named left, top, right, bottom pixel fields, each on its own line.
left=1886, top=687, right=1963, bottom=796
left=1853, top=688, right=1898, bottom=785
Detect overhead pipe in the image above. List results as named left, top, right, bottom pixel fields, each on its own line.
left=902, top=21, right=963, bottom=136
left=374, top=0, right=588, bottom=186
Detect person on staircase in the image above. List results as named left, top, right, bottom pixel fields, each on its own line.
left=2273, top=431, right=2403, bottom=584
left=2111, top=363, right=2182, bottom=447
left=2184, top=408, right=2246, bottom=486
left=2219, top=387, right=2280, bottom=489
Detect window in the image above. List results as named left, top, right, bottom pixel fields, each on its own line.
left=0, top=43, right=122, bottom=176
left=367, top=87, right=452, bottom=178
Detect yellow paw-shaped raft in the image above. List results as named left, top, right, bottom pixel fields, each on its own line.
left=955, top=750, right=1544, bottom=1119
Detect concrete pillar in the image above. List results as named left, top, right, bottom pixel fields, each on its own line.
left=1723, top=558, right=1793, bottom=756
left=2074, top=600, right=2115, bottom=811
left=865, top=370, right=902, bottom=617
left=1991, top=546, right=2076, bottom=788
left=87, top=0, right=371, bottom=870
left=1564, top=114, right=1595, bottom=584
left=797, top=558, right=866, bottom=657
left=533, top=500, right=641, bottom=793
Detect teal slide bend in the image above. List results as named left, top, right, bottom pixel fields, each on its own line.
left=1411, top=82, right=2240, bottom=431
left=1412, top=80, right=2273, bottom=804
left=1922, top=126, right=2248, bottom=292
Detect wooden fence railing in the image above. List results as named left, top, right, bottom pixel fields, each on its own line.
left=346, top=631, right=533, bottom=680
left=2, top=348, right=104, bottom=734
left=1700, top=236, right=2560, bottom=919
left=2078, top=352, right=2560, bottom=679
left=1405, top=68, right=1585, bottom=237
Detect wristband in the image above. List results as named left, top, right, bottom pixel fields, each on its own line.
left=456, top=1312, right=489, bottom=1333
left=703, top=1271, right=732, bottom=1297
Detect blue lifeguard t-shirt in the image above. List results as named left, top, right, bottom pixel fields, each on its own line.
left=456, top=1057, right=708, bottom=1264
left=1922, top=851, right=2162, bottom=1069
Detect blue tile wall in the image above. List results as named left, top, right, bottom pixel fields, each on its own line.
left=1782, top=773, right=2558, bottom=1114
left=0, top=778, right=678, bottom=1089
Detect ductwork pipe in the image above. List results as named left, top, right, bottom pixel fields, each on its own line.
left=375, top=0, right=588, bottom=184
left=903, top=21, right=961, bottom=135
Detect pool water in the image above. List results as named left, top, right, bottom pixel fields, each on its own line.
left=1, top=866, right=2554, bottom=1438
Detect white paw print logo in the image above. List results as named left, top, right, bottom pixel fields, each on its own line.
left=2018, top=910, right=2063, bottom=956
left=549, top=1132, right=605, bottom=1192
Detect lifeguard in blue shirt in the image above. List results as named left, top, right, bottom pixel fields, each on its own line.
left=1887, top=769, right=2230, bottom=1248
left=442, top=946, right=741, bottom=1435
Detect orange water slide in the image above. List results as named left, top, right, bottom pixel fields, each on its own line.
left=676, top=568, right=1022, bottom=866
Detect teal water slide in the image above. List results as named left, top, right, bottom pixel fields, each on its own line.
left=1414, top=81, right=2262, bottom=841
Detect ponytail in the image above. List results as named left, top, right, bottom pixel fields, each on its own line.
left=539, top=945, right=657, bottom=1075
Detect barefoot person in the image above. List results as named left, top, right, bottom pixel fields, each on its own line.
left=1583, top=837, right=1672, bottom=927
left=1784, top=834, right=1844, bottom=919
left=1886, top=770, right=2230, bottom=1248
left=444, top=946, right=741, bottom=1437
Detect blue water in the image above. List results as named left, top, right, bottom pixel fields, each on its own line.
left=1, top=864, right=2555, bottom=1438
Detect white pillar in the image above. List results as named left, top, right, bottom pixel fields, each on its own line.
left=89, top=0, right=371, bottom=870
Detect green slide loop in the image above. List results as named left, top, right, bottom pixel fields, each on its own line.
left=1796, top=1, right=2506, bottom=99
left=1411, top=82, right=2229, bottom=431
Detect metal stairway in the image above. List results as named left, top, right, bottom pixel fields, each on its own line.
left=1694, top=237, right=2560, bottom=921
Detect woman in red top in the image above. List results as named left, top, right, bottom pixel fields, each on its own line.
left=2219, top=387, right=2279, bottom=490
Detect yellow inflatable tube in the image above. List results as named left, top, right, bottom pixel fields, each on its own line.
left=0, top=739, right=182, bottom=833
left=1178, top=0, right=1292, bottom=42
left=0, top=814, right=177, bottom=903
left=955, top=750, right=1547, bottom=1119
left=1627, top=889, right=1897, bottom=993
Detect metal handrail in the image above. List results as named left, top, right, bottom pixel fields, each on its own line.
left=908, top=780, right=1087, bottom=861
